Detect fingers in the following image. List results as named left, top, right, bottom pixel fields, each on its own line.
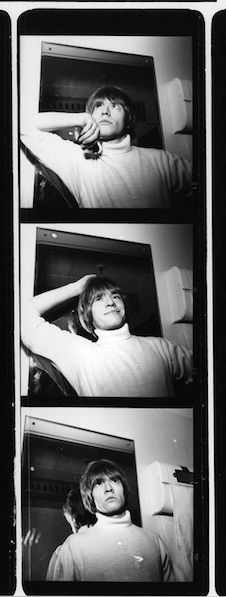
left=34, top=531, right=41, bottom=544
left=77, top=274, right=97, bottom=296
left=23, top=529, right=31, bottom=547
left=79, top=130, right=99, bottom=145
left=22, top=528, right=41, bottom=547
left=78, top=118, right=99, bottom=145
left=83, top=274, right=97, bottom=284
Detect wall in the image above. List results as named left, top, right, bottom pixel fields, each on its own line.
left=20, top=223, right=193, bottom=395
left=20, top=35, right=192, bottom=206
left=21, top=406, right=193, bottom=531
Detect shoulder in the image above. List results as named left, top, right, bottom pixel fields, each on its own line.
left=140, top=335, right=172, bottom=348
left=131, top=145, right=162, bottom=158
left=64, top=528, right=93, bottom=552
left=134, top=334, right=163, bottom=348
left=132, top=145, right=167, bottom=158
left=131, top=524, right=160, bottom=546
left=132, top=145, right=190, bottom=167
left=135, top=335, right=178, bottom=359
left=26, top=317, right=93, bottom=357
left=62, top=532, right=82, bottom=550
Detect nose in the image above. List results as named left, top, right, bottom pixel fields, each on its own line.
left=104, top=479, right=114, bottom=492
left=105, top=293, right=115, bottom=307
left=101, top=102, right=111, bottom=116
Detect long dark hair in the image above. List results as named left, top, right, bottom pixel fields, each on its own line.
left=86, top=86, right=136, bottom=139
left=80, top=459, right=130, bottom=514
left=77, top=276, right=126, bottom=337
left=63, top=488, right=96, bottom=530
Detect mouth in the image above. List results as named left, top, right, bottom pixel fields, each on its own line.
left=105, top=496, right=117, bottom=502
left=104, top=309, right=120, bottom=315
left=99, top=120, right=113, bottom=125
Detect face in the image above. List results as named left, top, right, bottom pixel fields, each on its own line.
left=91, top=290, right=126, bottom=331
left=92, top=476, right=125, bottom=516
left=91, top=99, right=126, bottom=141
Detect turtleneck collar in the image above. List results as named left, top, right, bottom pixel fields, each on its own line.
left=101, top=134, right=132, bottom=156
left=95, top=323, right=132, bottom=345
left=95, top=510, right=132, bottom=529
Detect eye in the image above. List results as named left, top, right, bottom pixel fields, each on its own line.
left=93, top=293, right=103, bottom=302
left=94, top=478, right=104, bottom=486
left=93, top=101, right=103, bottom=110
left=111, top=103, right=122, bottom=111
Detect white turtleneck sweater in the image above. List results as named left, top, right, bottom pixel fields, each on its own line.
left=22, top=314, right=192, bottom=397
left=21, top=130, right=191, bottom=208
left=46, top=511, right=173, bottom=582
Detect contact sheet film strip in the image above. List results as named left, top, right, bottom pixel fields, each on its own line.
left=0, top=2, right=222, bottom=596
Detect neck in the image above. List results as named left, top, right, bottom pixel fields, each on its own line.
left=95, top=510, right=132, bottom=528
left=95, top=323, right=131, bottom=344
left=100, top=133, right=128, bottom=144
left=96, top=508, right=126, bottom=519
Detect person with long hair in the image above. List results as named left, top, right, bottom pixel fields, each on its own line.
left=46, top=459, right=174, bottom=582
left=21, top=86, right=191, bottom=208
left=46, top=489, right=96, bottom=580
left=21, top=274, right=192, bottom=397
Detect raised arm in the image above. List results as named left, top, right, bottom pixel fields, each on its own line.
left=21, top=111, right=100, bottom=147
left=21, top=275, right=95, bottom=349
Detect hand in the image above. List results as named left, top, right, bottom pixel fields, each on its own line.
left=22, top=527, right=52, bottom=580
left=76, top=274, right=97, bottom=295
left=22, top=528, right=42, bottom=578
left=78, top=114, right=100, bottom=146
left=23, top=527, right=42, bottom=549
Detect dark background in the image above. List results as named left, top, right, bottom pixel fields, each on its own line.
left=0, top=10, right=15, bottom=597
left=213, top=10, right=226, bottom=596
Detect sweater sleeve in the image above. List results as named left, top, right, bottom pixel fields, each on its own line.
left=21, top=307, right=88, bottom=393
left=46, top=540, right=79, bottom=581
left=165, top=151, right=192, bottom=196
left=21, top=129, right=83, bottom=201
left=156, top=338, right=193, bottom=383
left=157, top=536, right=175, bottom=582
left=46, top=546, right=62, bottom=581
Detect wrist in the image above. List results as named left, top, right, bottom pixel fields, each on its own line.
left=70, top=280, right=83, bottom=297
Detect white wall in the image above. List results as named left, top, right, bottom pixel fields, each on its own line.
left=21, top=407, right=193, bottom=529
left=20, top=35, right=192, bottom=207
left=20, top=223, right=193, bottom=395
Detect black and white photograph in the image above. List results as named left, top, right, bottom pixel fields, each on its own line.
left=19, top=33, right=194, bottom=211
left=0, top=4, right=211, bottom=597
left=20, top=224, right=193, bottom=401
left=21, top=407, right=194, bottom=591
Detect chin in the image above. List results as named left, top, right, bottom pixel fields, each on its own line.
left=108, top=320, right=125, bottom=330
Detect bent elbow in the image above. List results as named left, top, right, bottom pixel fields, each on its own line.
left=21, top=300, right=41, bottom=351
